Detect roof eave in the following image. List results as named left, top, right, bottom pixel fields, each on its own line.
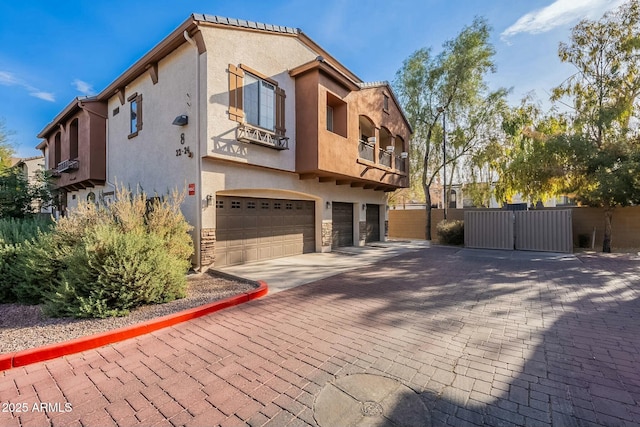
left=96, top=16, right=198, bottom=103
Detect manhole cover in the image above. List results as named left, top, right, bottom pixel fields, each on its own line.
left=314, top=373, right=431, bottom=427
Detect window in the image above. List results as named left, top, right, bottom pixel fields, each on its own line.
left=326, top=92, right=347, bottom=137
left=244, top=73, right=275, bottom=131
left=228, top=64, right=286, bottom=136
left=327, top=105, right=334, bottom=132
left=53, top=132, right=61, bottom=167
left=69, top=119, right=79, bottom=160
left=383, top=93, right=390, bottom=112
left=128, top=93, right=143, bottom=138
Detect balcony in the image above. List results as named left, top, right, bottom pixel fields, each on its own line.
left=358, top=140, right=375, bottom=162
left=236, top=123, right=288, bottom=150
left=394, top=155, right=407, bottom=173
left=378, top=148, right=391, bottom=168
left=56, top=159, right=79, bottom=173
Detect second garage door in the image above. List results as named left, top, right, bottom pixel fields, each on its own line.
left=215, top=196, right=315, bottom=267
left=332, top=202, right=353, bottom=249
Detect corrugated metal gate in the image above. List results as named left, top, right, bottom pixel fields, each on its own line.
left=464, top=209, right=573, bottom=253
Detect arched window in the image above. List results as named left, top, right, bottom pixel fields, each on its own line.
left=69, top=119, right=79, bottom=160
left=54, top=132, right=61, bottom=167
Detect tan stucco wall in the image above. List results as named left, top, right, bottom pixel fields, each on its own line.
left=106, top=42, right=199, bottom=227
left=201, top=26, right=319, bottom=173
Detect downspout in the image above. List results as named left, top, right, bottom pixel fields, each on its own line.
left=184, top=30, right=203, bottom=270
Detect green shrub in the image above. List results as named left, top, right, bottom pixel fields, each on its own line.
left=436, top=219, right=464, bottom=245
left=0, top=217, right=54, bottom=303
left=45, top=226, right=189, bottom=318
left=38, top=185, right=193, bottom=318
left=578, top=233, right=591, bottom=248
left=0, top=216, right=53, bottom=245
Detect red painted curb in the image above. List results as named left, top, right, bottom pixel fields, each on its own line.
left=0, top=281, right=268, bottom=372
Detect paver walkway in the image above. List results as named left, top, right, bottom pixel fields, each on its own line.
left=1, top=247, right=639, bottom=426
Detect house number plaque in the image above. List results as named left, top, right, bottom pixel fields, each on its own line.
left=176, top=132, right=192, bottom=157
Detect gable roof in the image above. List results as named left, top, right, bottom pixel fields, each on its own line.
left=37, top=14, right=412, bottom=144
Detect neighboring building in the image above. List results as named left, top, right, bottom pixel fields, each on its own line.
left=10, top=155, right=52, bottom=214
left=36, top=15, right=411, bottom=269
left=10, top=156, right=46, bottom=183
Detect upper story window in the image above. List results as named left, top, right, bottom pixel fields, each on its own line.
left=245, top=73, right=275, bottom=131
left=228, top=64, right=286, bottom=137
left=326, top=92, right=347, bottom=138
left=383, top=93, right=390, bottom=113
left=128, top=93, right=143, bottom=138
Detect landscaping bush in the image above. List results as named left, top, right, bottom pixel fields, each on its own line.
left=436, top=219, right=464, bottom=245
left=45, top=225, right=189, bottom=318
left=0, top=216, right=53, bottom=245
left=4, top=185, right=194, bottom=317
left=578, top=233, right=591, bottom=248
left=0, top=217, right=54, bottom=303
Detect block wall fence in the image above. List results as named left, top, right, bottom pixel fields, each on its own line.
left=389, top=206, right=640, bottom=251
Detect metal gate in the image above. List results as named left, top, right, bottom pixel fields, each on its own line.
left=464, top=209, right=572, bottom=253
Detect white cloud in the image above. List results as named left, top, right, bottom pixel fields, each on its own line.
left=0, top=69, right=55, bottom=102
left=501, top=0, right=626, bottom=39
left=0, top=71, right=20, bottom=86
left=30, top=91, right=56, bottom=102
left=72, top=79, right=94, bottom=95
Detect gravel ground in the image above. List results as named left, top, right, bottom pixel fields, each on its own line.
left=0, top=272, right=257, bottom=354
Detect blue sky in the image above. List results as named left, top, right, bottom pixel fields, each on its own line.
left=0, top=0, right=626, bottom=158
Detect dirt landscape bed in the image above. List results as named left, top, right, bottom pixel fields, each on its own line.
left=0, top=272, right=257, bottom=354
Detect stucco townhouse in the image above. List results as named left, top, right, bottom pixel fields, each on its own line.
left=36, top=14, right=412, bottom=270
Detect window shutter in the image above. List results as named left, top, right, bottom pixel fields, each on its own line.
left=136, top=94, right=143, bottom=131
left=228, top=64, right=244, bottom=122
left=275, top=87, right=286, bottom=136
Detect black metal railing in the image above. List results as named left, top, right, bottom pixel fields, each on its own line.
left=358, top=140, right=375, bottom=162
left=56, top=159, right=79, bottom=173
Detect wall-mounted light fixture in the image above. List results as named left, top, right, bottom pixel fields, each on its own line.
left=367, top=137, right=376, bottom=144
left=206, top=194, right=213, bottom=207
left=400, top=152, right=409, bottom=159
left=326, top=201, right=331, bottom=209
left=362, top=203, right=367, bottom=210
left=172, top=114, right=189, bottom=126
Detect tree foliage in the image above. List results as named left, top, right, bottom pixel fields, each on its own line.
left=553, top=1, right=640, bottom=251
left=0, top=119, right=54, bottom=218
left=394, top=17, right=505, bottom=238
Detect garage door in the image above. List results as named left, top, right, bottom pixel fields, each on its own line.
left=332, top=202, right=353, bottom=249
left=215, top=196, right=315, bottom=267
left=366, top=204, right=380, bottom=243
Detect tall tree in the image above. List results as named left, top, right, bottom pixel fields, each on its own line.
left=0, top=119, right=54, bottom=218
left=551, top=0, right=640, bottom=252
left=0, top=119, right=15, bottom=171
left=394, top=17, right=502, bottom=239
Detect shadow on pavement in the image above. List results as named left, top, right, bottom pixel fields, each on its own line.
left=294, top=247, right=640, bottom=426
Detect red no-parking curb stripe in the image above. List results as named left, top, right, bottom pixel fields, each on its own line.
left=0, top=281, right=268, bottom=372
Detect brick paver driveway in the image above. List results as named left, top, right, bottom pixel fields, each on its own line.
left=1, top=247, right=639, bottom=426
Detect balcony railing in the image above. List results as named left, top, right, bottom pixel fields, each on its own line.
left=358, top=140, right=375, bottom=162
left=394, top=155, right=407, bottom=173
left=379, top=148, right=391, bottom=168
left=236, top=123, right=288, bottom=150
left=56, top=159, right=79, bottom=173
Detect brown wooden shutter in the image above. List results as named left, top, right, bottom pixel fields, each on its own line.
left=228, top=64, right=244, bottom=122
left=275, top=87, right=286, bottom=136
left=136, top=94, right=143, bottom=131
